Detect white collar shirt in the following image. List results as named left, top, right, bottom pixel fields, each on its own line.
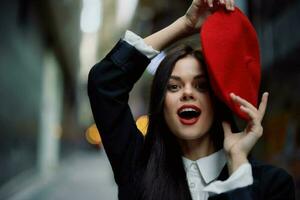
left=182, top=149, right=253, bottom=200
left=182, top=149, right=227, bottom=200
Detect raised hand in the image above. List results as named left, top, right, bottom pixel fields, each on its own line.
left=183, top=0, right=235, bottom=33
left=222, top=92, right=269, bottom=174
left=144, top=0, right=235, bottom=51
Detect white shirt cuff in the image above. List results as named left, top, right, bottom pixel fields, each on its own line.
left=203, top=163, right=253, bottom=196
left=123, top=30, right=160, bottom=59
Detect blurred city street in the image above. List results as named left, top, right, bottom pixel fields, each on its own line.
left=3, top=150, right=118, bottom=200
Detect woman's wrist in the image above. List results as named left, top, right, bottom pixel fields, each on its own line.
left=226, top=153, right=248, bottom=175
left=143, top=17, right=196, bottom=51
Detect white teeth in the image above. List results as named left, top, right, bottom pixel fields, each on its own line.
left=180, top=108, right=197, bottom=113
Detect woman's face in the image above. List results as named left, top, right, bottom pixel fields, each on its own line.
left=163, top=55, right=214, bottom=140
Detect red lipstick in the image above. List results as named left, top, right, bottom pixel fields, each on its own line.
left=177, top=105, right=201, bottom=125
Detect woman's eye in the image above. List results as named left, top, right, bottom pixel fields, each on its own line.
left=195, top=82, right=209, bottom=91
left=167, top=84, right=180, bottom=92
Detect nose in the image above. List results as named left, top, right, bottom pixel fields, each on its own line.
left=180, top=85, right=195, bottom=101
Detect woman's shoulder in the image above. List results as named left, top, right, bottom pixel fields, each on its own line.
left=249, top=158, right=295, bottom=197
left=249, top=158, right=292, bottom=179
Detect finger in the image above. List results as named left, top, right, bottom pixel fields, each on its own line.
left=222, top=121, right=232, bottom=137
left=193, top=0, right=203, bottom=7
left=258, top=92, right=269, bottom=117
left=240, top=105, right=260, bottom=123
left=229, top=0, right=232, bottom=10
left=230, top=93, right=257, bottom=112
left=230, top=0, right=235, bottom=10
left=227, top=0, right=232, bottom=10
left=207, top=0, right=213, bottom=7
left=225, top=0, right=231, bottom=10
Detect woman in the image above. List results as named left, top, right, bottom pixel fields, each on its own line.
left=88, top=0, right=295, bottom=199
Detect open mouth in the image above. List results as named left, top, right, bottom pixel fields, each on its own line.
left=177, top=105, right=201, bottom=125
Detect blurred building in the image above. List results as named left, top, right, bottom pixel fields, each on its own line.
left=0, top=0, right=136, bottom=199
left=0, top=0, right=82, bottom=197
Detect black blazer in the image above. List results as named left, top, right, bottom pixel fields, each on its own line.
left=88, top=39, right=295, bottom=200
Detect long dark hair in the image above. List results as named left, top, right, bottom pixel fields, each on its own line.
left=135, top=45, right=239, bottom=200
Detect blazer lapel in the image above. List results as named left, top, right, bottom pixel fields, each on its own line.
left=216, top=163, right=230, bottom=181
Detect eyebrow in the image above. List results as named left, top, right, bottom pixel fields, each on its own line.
left=169, top=74, right=207, bottom=81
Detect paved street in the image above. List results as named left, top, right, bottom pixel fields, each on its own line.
left=6, top=150, right=118, bottom=200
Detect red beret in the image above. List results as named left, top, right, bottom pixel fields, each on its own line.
left=200, top=7, right=261, bottom=121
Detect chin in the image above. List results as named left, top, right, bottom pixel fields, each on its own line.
left=174, top=129, right=207, bottom=141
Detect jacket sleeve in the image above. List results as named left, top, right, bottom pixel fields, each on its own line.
left=87, top=39, right=151, bottom=185
left=208, top=165, right=295, bottom=200
left=261, top=165, right=295, bottom=200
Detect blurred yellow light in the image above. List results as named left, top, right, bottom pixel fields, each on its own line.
left=85, top=124, right=101, bottom=145
left=136, top=115, right=149, bottom=136
left=86, top=115, right=149, bottom=145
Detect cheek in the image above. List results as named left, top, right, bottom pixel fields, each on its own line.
left=203, top=96, right=214, bottom=121
left=164, top=92, right=177, bottom=109
left=163, top=93, right=177, bottom=125
left=163, top=94, right=173, bottom=117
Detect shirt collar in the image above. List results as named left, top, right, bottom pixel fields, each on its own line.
left=182, top=149, right=227, bottom=184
